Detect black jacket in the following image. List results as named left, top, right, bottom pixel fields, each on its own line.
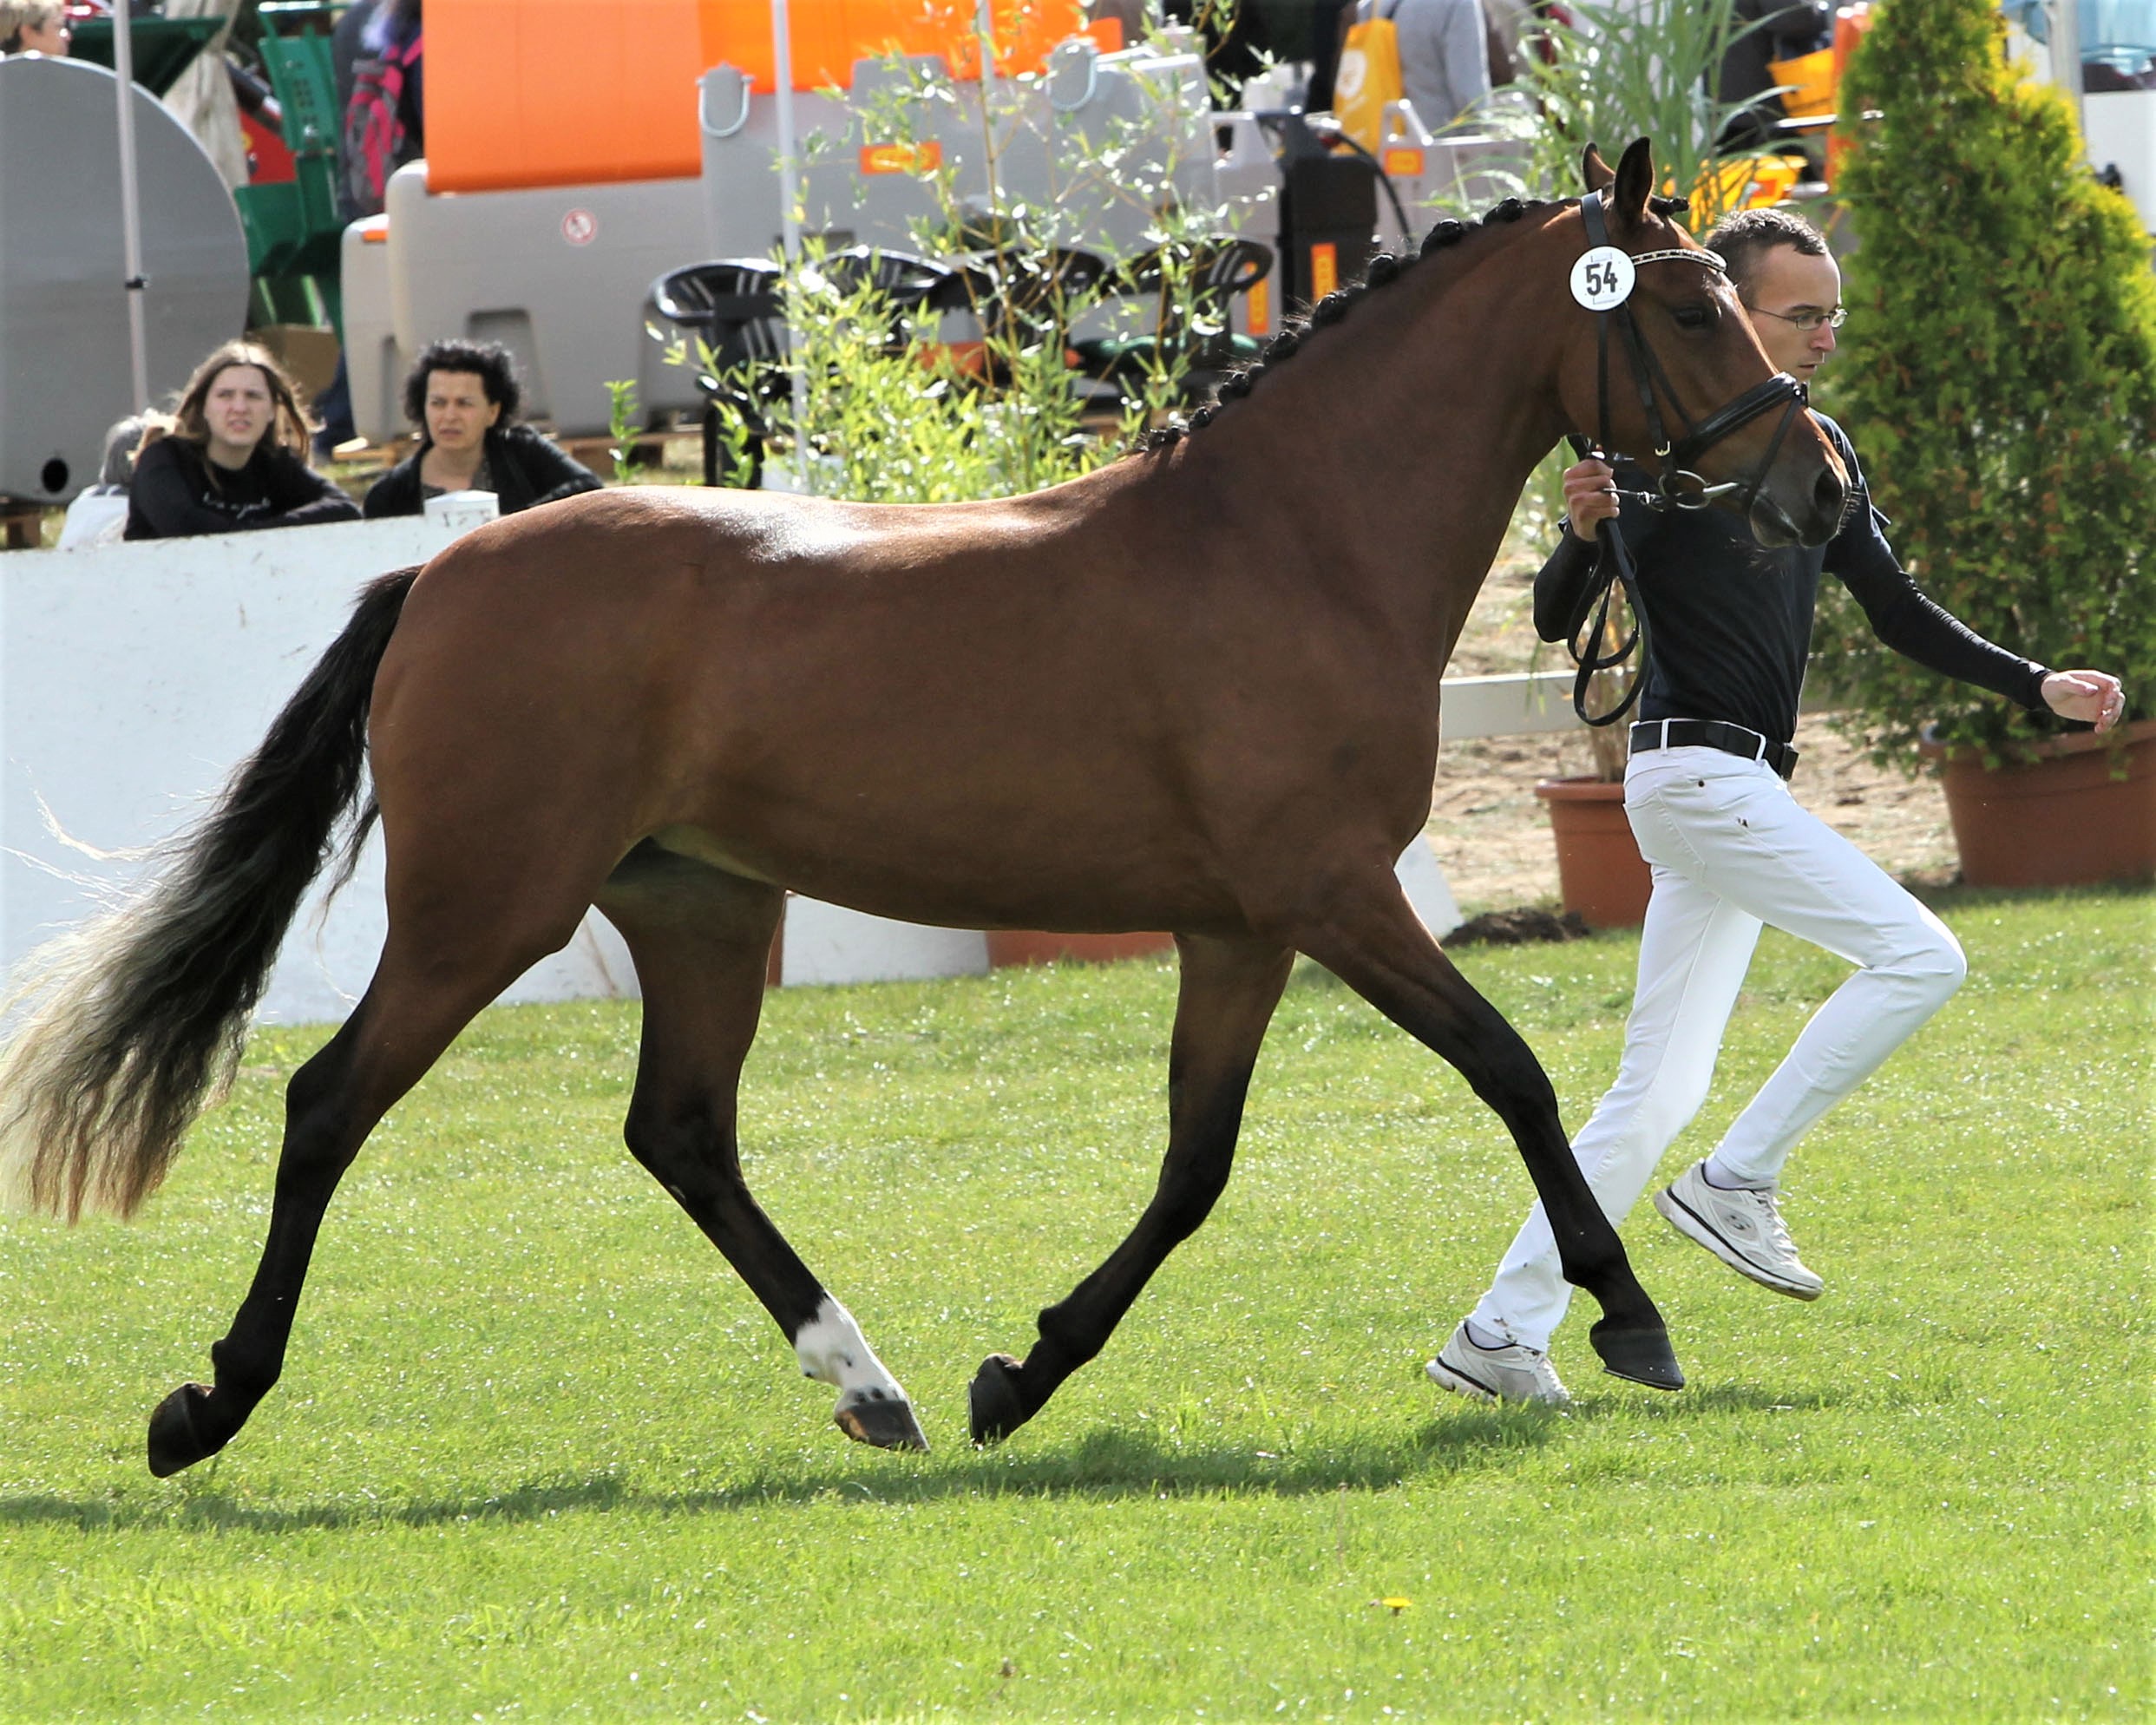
left=124, top=437, right=362, bottom=540
left=362, top=424, right=602, bottom=520
left=1534, top=414, right=2048, bottom=744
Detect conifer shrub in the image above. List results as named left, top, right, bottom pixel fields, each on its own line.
left=1815, top=0, right=2156, bottom=764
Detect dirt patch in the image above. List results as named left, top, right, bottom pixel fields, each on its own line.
left=1425, top=546, right=1961, bottom=915
left=1444, top=906, right=1591, bottom=947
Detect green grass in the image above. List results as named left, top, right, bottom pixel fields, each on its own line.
left=2, top=887, right=2148, bottom=1722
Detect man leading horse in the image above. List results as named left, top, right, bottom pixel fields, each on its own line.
left=1430, top=206, right=2126, bottom=1407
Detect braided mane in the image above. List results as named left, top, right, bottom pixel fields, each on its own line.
left=1140, top=192, right=1691, bottom=452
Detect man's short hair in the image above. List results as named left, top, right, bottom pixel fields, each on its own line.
left=1702, top=207, right=1829, bottom=290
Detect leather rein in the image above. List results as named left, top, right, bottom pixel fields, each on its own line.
left=1563, top=189, right=1812, bottom=727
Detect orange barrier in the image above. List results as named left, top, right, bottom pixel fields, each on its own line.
left=697, top=0, right=1084, bottom=91
left=430, top=0, right=1084, bottom=195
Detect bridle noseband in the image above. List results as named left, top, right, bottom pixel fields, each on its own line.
left=1562, top=189, right=1814, bottom=726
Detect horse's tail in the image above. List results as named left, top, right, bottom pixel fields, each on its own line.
left=0, top=567, right=421, bottom=1222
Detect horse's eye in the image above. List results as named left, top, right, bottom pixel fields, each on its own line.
left=1672, top=303, right=1717, bottom=331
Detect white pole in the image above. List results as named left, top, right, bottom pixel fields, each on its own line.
left=112, top=3, right=152, bottom=413
left=976, top=0, right=998, bottom=112
left=771, top=0, right=802, bottom=264
left=770, top=0, right=809, bottom=470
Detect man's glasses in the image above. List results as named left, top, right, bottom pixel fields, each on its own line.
left=1744, top=302, right=1848, bottom=332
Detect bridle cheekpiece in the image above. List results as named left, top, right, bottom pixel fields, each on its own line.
left=1575, top=187, right=1810, bottom=514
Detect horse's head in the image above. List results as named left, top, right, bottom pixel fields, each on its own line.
left=1556, top=139, right=1846, bottom=548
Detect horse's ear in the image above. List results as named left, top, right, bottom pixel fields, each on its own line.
left=1581, top=142, right=1615, bottom=193
left=1613, top=137, right=1655, bottom=226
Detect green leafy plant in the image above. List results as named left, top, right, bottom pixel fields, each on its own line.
left=1816, top=0, right=2156, bottom=765
left=1513, top=0, right=1781, bottom=230
left=602, top=378, right=641, bottom=487
left=672, top=32, right=1236, bottom=506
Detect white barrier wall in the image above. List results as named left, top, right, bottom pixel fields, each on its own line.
left=2, top=518, right=1582, bottom=1024
left=0, top=515, right=638, bottom=1025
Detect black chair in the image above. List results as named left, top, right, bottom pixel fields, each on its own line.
left=651, top=246, right=975, bottom=486
left=941, top=245, right=1112, bottom=379
left=651, top=258, right=785, bottom=486
left=1067, top=237, right=1274, bottom=408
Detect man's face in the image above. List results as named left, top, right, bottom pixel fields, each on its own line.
left=1737, top=244, right=1843, bottom=383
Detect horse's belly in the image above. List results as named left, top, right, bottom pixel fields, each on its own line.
left=647, top=814, right=1244, bottom=936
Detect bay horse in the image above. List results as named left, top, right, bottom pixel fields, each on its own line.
left=0, top=141, right=1846, bottom=1475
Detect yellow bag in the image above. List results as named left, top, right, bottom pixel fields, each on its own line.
left=1334, top=8, right=1404, bottom=155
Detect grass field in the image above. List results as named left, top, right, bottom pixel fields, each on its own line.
left=1, top=886, right=2147, bottom=1722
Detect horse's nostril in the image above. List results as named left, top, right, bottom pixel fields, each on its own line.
left=1813, top=466, right=1846, bottom=525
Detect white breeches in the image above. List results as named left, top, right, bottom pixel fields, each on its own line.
left=1471, top=744, right=1966, bottom=1350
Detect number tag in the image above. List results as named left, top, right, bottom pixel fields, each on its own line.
left=1569, top=246, right=1636, bottom=311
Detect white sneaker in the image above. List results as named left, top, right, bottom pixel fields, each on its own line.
left=1653, top=1161, right=1824, bottom=1300
left=1426, top=1322, right=1570, bottom=1407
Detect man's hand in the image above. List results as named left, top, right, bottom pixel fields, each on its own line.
left=1563, top=457, right=1621, bottom=543
left=2041, top=669, right=2127, bottom=732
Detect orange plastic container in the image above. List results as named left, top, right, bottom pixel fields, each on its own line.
left=429, top=0, right=1083, bottom=195
left=1767, top=45, right=1835, bottom=120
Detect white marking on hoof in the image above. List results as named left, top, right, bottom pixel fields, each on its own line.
left=793, top=1295, right=908, bottom=1409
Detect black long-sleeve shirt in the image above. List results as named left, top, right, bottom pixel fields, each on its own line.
left=125, top=437, right=362, bottom=540
left=1533, top=414, right=2049, bottom=744
left=361, top=424, right=602, bottom=520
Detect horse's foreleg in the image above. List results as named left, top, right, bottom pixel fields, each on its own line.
left=1286, top=862, right=1683, bottom=1392
left=600, top=856, right=927, bottom=1453
left=969, top=932, right=1292, bottom=1445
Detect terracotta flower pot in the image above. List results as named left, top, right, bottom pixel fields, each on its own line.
left=984, top=930, right=1176, bottom=967
left=1922, top=718, right=2156, bottom=889
left=1533, top=777, right=1652, bottom=928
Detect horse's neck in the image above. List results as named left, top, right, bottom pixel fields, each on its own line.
left=1171, top=241, right=1561, bottom=667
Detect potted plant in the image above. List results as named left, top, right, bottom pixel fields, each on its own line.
left=1815, top=0, right=2156, bottom=886
left=1534, top=584, right=1655, bottom=928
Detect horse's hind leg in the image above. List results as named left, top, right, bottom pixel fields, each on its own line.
left=598, top=849, right=927, bottom=1453
left=969, top=932, right=1294, bottom=1444
left=147, top=912, right=578, bottom=1477
left=1286, top=858, right=1682, bottom=1391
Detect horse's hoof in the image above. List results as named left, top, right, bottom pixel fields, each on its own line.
left=967, top=1353, right=1029, bottom=1446
left=1589, top=1321, right=1685, bottom=1392
left=834, top=1389, right=928, bottom=1452
left=147, top=1381, right=226, bottom=1477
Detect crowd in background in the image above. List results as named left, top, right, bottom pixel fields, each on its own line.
left=62, top=341, right=599, bottom=546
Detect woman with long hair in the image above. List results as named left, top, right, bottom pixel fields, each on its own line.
left=125, top=341, right=361, bottom=540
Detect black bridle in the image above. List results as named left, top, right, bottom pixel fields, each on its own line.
left=1563, top=190, right=1812, bottom=726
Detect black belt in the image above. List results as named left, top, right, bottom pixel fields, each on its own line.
left=1628, top=718, right=1799, bottom=781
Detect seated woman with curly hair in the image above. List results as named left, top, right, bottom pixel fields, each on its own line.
left=125, top=341, right=362, bottom=539
left=363, top=339, right=602, bottom=518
